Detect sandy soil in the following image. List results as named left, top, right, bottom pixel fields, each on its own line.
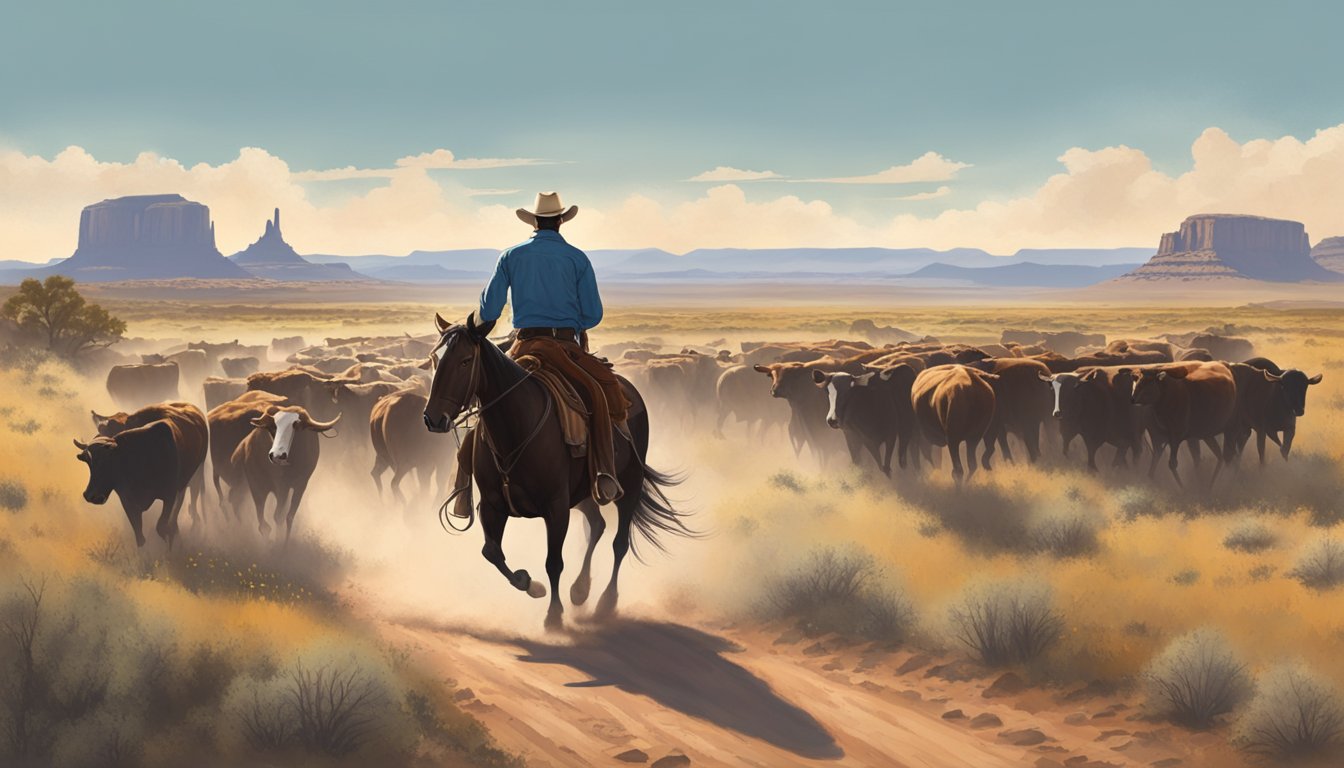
left=374, top=612, right=1245, bottom=768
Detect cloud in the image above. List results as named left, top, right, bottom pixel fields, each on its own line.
left=3, top=125, right=1344, bottom=260
left=293, top=148, right=556, bottom=181
left=805, top=151, right=971, bottom=184
left=687, top=166, right=783, bottom=182
left=896, top=185, right=952, bottom=201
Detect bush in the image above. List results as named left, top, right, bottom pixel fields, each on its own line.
left=0, top=480, right=27, bottom=512
left=1031, top=509, right=1101, bottom=558
left=769, top=471, right=806, bottom=493
left=1236, top=664, right=1344, bottom=763
left=1289, top=536, right=1344, bottom=590
left=948, top=580, right=1063, bottom=666
left=1224, top=519, right=1278, bottom=553
left=1144, top=628, right=1252, bottom=729
left=765, top=548, right=914, bottom=643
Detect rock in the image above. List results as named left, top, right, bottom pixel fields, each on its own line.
left=924, top=660, right=979, bottom=682
left=452, top=688, right=475, bottom=702
left=614, top=747, right=649, bottom=763
left=821, top=660, right=844, bottom=671
left=1035, top=759, right=1067, bottom=768
left=650, top=752, right=691, bottom=768
left=1064, top=713, right=1089, bottom=725
left=1094, top=729, right=1128, bottom=740
left=1312, top=235, right=1344, bottom=273
left=802, top=642, right=829, bottom=657
left=1118, top=214, right=1343, bottom=283
left=230, top=208, right=370, bottom=281
left=983, top=672, right=1028, bottom=698
left=896, top=652, right=934, bottom=675
left=47, top=194, right=250, bottom=281
left=969, top=713, right=1003, bottom=729
left=1150, top=759, right=1183, bottom=767
left=999, top=727, right=1049, bottom=746
left=773, top=628, right=804, bottom=645
left=942, top=709, right=966, bottom=720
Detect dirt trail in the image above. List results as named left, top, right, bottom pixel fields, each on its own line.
left=378, top=614, right=1241, bottom=767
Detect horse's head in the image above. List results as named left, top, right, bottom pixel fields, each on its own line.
left=423, top=312, right=494, bottom=433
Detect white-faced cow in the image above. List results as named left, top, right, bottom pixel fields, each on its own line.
left=231, top=405, right=340, bottom=541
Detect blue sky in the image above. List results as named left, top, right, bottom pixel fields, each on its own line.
left=2, top=1, right=1343, bottom=256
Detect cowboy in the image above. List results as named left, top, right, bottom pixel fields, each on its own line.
left=468, top=191, right=628, bottom=505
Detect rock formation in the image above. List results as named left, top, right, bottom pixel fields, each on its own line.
left=228, top=208, right=370, bottom=282
left=1119, top=214, right=1342, bottom=282
left=1311, top=236, right=1344, bottom=273
left=45, top=194, right=249, bottom=280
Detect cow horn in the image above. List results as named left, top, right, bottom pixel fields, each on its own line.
left=1309, top=373, right=1324, bottom=385
left=435, top=312, right=451, bottom=332
left=1037, top=372, right=1053, bottom=383
left=73, top=438, right=89, bottom=450
left=1262, top=369, right=1282, bottom=382
left=304, top=413, right=342, bottom=431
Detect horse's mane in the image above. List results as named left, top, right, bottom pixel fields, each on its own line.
left=444, top=324, right=527, bottom=390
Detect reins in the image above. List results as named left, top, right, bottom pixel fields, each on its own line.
left=434, top=330, right=553, bottom=534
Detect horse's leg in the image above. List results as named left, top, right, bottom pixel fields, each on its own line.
left=571, top=499, right=604, bottom=606
left=543, top=504, right=570, bottom=632
left=480, top=504, right=545, bottom=598
left=595, top=497, right=635, bottom=621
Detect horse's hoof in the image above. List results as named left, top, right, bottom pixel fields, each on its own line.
left=527, top=581, right=547, bottom=599
left=544, top=613, right=565, bottom=633
left=594, top=593, right=618, bottom=621
left=570, top=578, right=591, bottom=606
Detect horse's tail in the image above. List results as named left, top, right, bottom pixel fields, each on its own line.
left=630, top=464, right=699, bottom=561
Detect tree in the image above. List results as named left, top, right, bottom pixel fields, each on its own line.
left=1, top=277, right=126, bottom=358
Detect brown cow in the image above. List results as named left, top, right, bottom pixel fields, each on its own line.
left=106, top=362, right=179, bottom=409
left=753, top=359, right=856, bottom=462
left=245, top=368, right=341, bottom=417
left=815, top=364, right=920, bottom=475
left=232, top=405, right=340, bottom=541
left=91, top=402, right=209, bottom=529
left=207, top=390, right=289, bottom=517
left=911, top=365, right=999, bottom=482
left=1041, top=367, right=1145, bottom=472
left=202, top=376, right=248, bottom=411
left=75, top=417, right=200, bottom=548
left=325, top=380, right=404, bottom=457
left=142, top=349, right=208, bottom=387
left=970, top=357, right=1053, bottom=467
left=1130, top=362, right=1237, bottom=485
left=714, top=364, right=790, bottom=442
left=369, top=389, right=452, bottom=510
left=1226, top=359, right=1323, bottom=463
left=220, top=356, right=260, bottom=378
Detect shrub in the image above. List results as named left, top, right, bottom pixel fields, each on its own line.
left=1236, top=664, right=1344, bottom=763
left=1031, top=509, right=1101, bottom=558
left=1144, top=628, right=1252, bottom=729
left=769, top=471, right=806, bottom=493
left=765, top=548, right=914, bottom=643
left=1116, top=485, right=1158, bottom=521
left=1224, top=520, right=1278, bottom=553
left=0, top=480, right=27, bottom=512
left=948, top=580, right=1063, bottom=666
left=1289, top=536, right=1344, bottom=590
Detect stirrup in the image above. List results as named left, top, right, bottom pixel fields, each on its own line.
left=593, top=473, right=624, bottom=506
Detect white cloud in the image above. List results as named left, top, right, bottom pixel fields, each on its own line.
left=687, top=166, right=782, bottom=182
left=804, top=151, right=971, bottom=184
left=896, top=185, right=952, bottom=201
left=465, top=188, right=521, bottom=197
left=3, top=125, right=1344, bottom=260
left=293, top=148, right=556, bottom=181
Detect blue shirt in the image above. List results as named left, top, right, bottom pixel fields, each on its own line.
left=478, top=230, right=604, bottom=331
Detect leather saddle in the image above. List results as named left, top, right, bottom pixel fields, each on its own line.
left=514, top=353, right=590, bottom=457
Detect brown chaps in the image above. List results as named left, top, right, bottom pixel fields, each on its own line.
left=452, top=337, right=629, bottom=513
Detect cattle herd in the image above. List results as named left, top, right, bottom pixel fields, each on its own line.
left=616, top=329, right=1321, bottom=487
left=78, top=333, right=445, bottom=547
left=73, top=326, right=1322, bottom=548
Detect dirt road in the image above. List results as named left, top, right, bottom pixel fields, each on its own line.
left=379, top=615, right=1239, bottom=767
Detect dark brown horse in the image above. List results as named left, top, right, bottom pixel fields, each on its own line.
left=422, top=313, right=693, bottom=630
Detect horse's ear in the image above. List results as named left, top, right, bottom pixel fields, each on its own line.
left=435, top=313, right=451, bottom=332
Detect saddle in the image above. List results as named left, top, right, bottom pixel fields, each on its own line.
left=514, top=353, right=590, bottom=458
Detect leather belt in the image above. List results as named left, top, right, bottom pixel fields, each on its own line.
left=518, top=327, right=579, bottom=343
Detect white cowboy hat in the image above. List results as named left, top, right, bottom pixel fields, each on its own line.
left=516, top=191, right=578, bottom=228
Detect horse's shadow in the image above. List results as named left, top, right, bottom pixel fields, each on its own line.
left=489, top=619, right=844, bottom=760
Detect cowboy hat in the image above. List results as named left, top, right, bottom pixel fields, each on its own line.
left=516, top=191, right=578, bottom=228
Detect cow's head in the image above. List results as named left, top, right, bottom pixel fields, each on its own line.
left=90, top=410, right=131, bottom=437
left=1274, top=369, right=1323, bottom=417
left=1039, top=369, right=1101, bottom=418
left=752, top=363, right=816, bottom=400
left=812, top=370, right=875, bottom=428
left=250, top=405, right=341, bottom=465
left=1131, top=366, right=1187, bottom=405
left=73, top=421, right=172, bottom=518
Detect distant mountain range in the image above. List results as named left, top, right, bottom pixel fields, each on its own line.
left=903, top=261, right=1139, bottom=287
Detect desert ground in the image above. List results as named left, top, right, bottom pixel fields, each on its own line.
left=5, top=284, right=1344, bottom=767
